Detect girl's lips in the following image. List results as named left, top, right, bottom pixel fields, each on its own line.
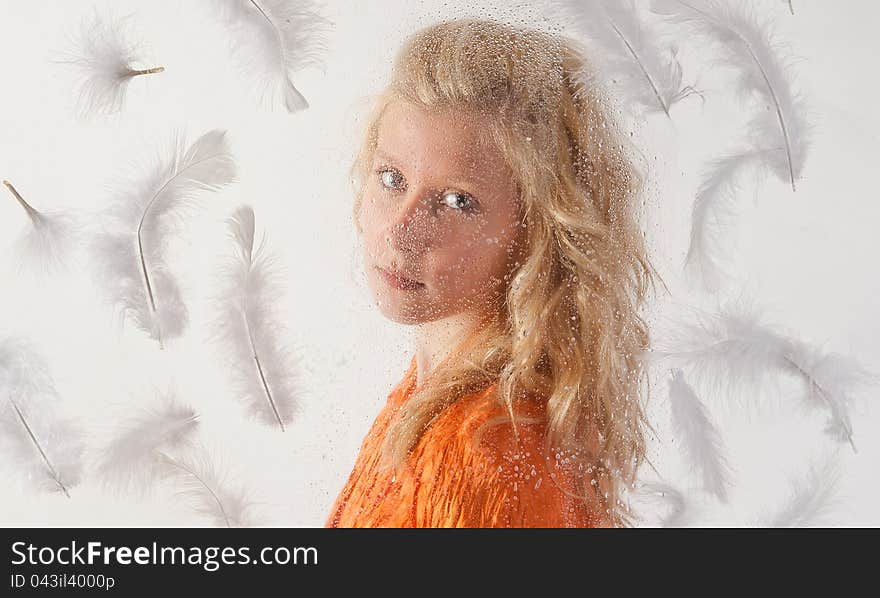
left=376, top=266, right=424, bottom=290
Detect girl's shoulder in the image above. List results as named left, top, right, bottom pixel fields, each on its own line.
left=413, top=384, right=611, bottom=527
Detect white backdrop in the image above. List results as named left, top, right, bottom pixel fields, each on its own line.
left=0, top=0, right=877, bottom=526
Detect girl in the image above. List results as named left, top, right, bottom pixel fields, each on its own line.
left=326, top=17, right=658, bottom=528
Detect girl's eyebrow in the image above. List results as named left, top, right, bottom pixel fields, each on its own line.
left=374, top=149, right=401, bottom=164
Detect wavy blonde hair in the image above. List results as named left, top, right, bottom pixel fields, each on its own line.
left=349, top=18, right=661, bottom=527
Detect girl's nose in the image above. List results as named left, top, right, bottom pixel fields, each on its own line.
left=385, top=185, right=438, bottom=254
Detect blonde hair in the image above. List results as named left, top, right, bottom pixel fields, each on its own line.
left=349, top=18, right=660, bottom=527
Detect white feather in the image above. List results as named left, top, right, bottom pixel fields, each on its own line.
left=158, top=446, right=254, bottom=527
left=3, top=180, right=79, bottom=274
left=782, top=340, right=875, bottom=453
left=554, top=0, right=700, bottom=117
left=630, top=481, right=693, bottom=527
left=214, top=206, right=300, bottom=430
left=668, top=368, right=733, bottom=502
left=0, top=338, right=84, bottom=497
left=651, top=298, right=790, bottom=401
left=652, top=298, right=873, bottom=452
left=766, top=453, right=842, bottom=527
left=682, top=149, right=772, bottom=291
left=211, top=0, right=330, bottom=112
left=95, top=396, right=200, bottom=496
left=92, top=129, right=237, bottom=347
left=651, top=0, right=811, bottom=190
left=55, top=9, right=164, bottom=117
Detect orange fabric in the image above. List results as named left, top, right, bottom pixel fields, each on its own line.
left=326, top=356, right=612, bottom=528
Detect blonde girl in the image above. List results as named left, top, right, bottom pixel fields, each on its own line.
left=327, top=17, right=658, bottom=528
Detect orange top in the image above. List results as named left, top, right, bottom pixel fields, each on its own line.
left=325, top=356, right=613, bottom=528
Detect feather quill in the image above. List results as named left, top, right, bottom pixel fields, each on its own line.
left=93, top=129, right=236, bottom=347
left=214, top=206, right=299, bottom=431
left=668, top=368, right=733, bottom=502
left=0, top=339, right=84, bottom=497
left=651, top=0, right=811, bottom=190
left=95, top=396, right=200, bottom=496
left=158, top=446, right=254, bottom=527
left=766, top=453, right=841, bottom=527
left=554, top=0, right=700, bottom=117
left=3, top=180, right=78, bottom=273
left=211, top=0, right=330, bottom=112
left=652, top=298, right=873, bottom=453
left=55, top=9, right=164, bottom=117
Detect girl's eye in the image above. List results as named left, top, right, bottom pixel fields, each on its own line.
left=377, top=166, right=478, bottom=213
left=378, top=168, right=405, bottom=191
left=440, top=191, right=476, bottom=212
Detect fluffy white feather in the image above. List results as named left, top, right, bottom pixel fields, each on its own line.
left=55, top=9, right=164, bottom=117
left=652, top=298, right=873, bottom=452
left=766, top=453, right=841, bottom=527
left=651, top=298, right=789, bottom=400
left=682, top=149, right=772, bottom=291
left=158, top=446, right=254, bottom=527
left=214, top=206, right=299, bottom=430
left=554, top=0, right=700, bottom=117
left=95, top=396, right=200, bottom=496
left=211, top=0, right=330, bottom=112
left=782, top=339, right=875, bottom=453
left=0, top=338, right=84, bottom=497
left=3, top=180, right=78, bottom=274
left=630, top=481, right=693, bottom=527
left=668, top=368, right=733, bottom=501
left=92, top=129, right=236, bottom=347
left=651, top=0, right=811, bottom=190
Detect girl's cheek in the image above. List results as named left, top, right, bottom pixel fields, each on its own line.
left=356, top=207, right=381, bottom=259
left=357, top=196, right=381, bottom=235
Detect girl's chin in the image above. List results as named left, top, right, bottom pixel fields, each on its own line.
left=375, top=302, right=429, bottom=325
left=370, top=290, right=446, bottom=325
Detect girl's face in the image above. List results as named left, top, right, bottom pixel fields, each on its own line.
left=357, top=100, right=524, bottom=325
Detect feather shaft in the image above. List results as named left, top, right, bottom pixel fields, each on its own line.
left=249, top=329, right=285, bottom=431
left=159, top=453, right=235, bottom=527
left=127, top=66, right=165, bottom=76
left=742, top=43, right=797, bottom=191
left=782, top=354, right=856, bottom=453
left=608, top=20, right=670, bottom=116
left=249, top=0, right=274, bottom=25
left=3, top=180, right=39, bottom=221
left=8, top=399, right=70, bottom=498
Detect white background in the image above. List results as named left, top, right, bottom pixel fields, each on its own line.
left=0, top=0, right=877, bottom=526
